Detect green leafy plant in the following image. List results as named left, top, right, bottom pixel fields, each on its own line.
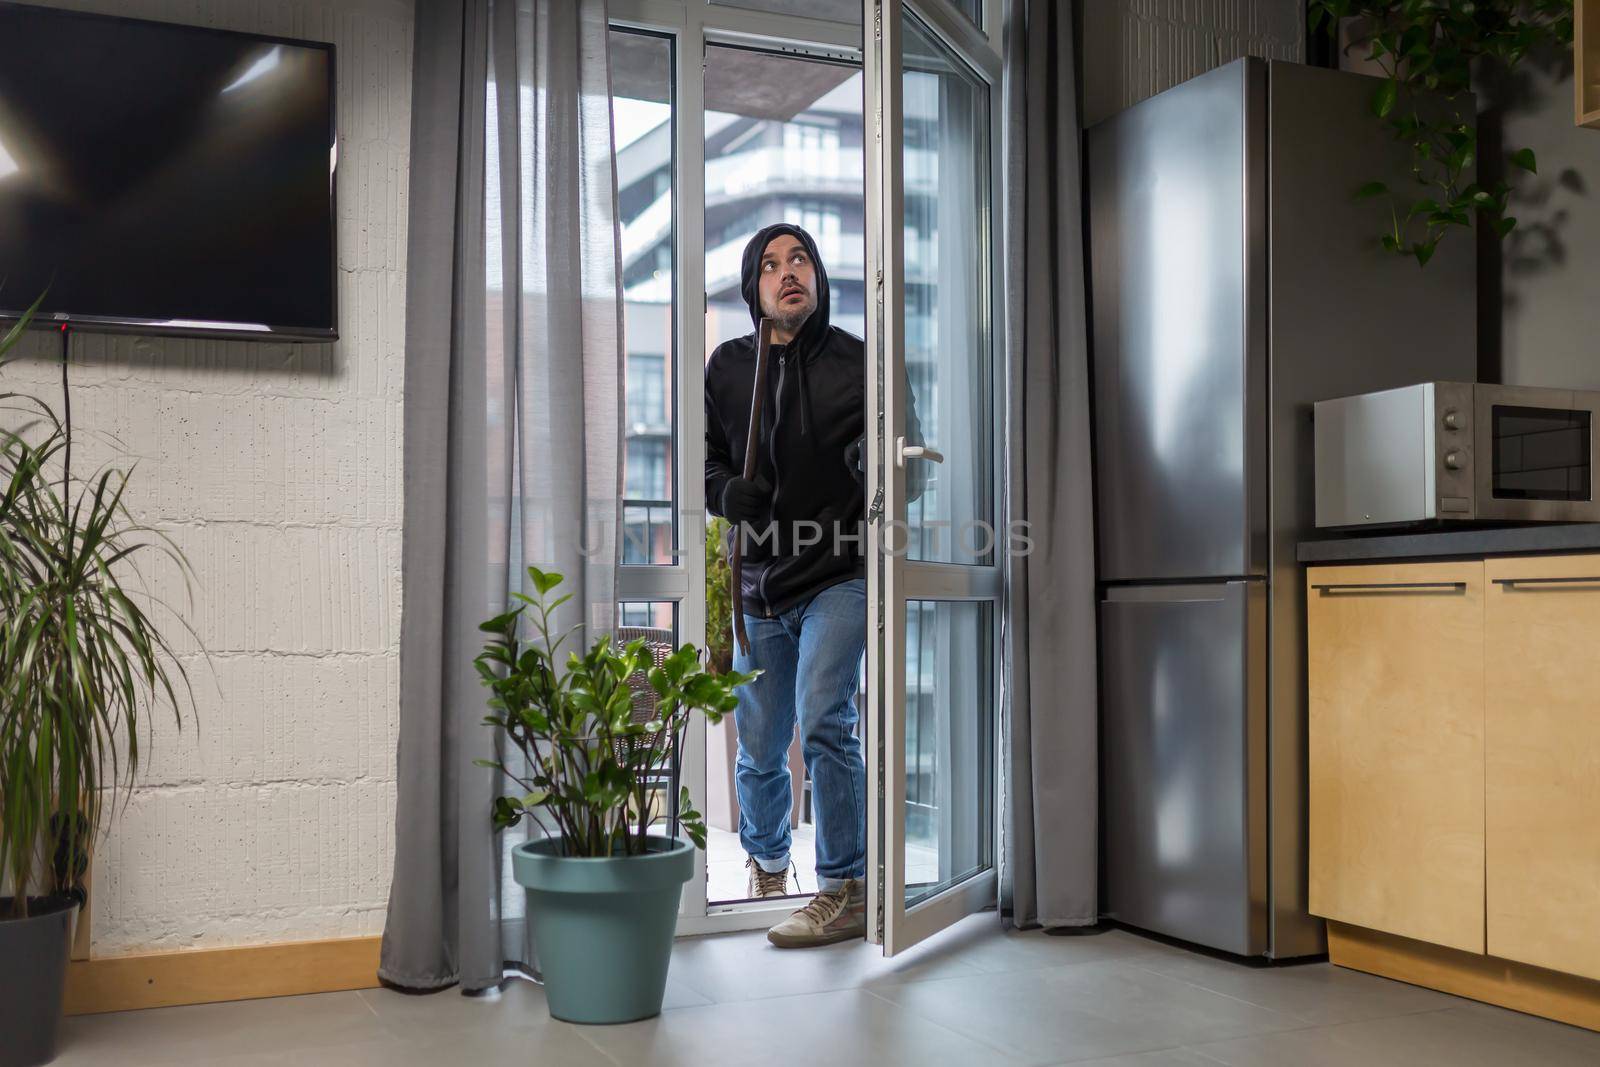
left=475, top=567, right=756, bottom=855
left=0, top=296, right=196, bottom=919
left=704, top=516, right=733, bottom=675
left=1309, top=0, right=1574, bottom=266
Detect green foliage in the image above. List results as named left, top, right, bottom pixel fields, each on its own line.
left=1308, top=1, right=1573, bottom=266
left=703, top=517, right=733, bottom=675
left=0, top=295, right=197, bottom=919
left=475, top=567, right=757, bottom=858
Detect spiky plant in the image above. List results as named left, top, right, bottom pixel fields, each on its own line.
left=0, top=296, right=196, bottom=919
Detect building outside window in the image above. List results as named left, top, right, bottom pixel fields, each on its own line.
left=613, top=29, right=676, bottom=584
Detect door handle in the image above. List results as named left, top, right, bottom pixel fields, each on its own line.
left=1491, top=576, right=1600, bottom=588
left=1310, top=582, right=1467, bottom=594
left=896, top=437, right=944, bottom=468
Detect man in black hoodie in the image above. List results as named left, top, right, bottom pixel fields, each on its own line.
left=706, top=223, right=920, bottom=948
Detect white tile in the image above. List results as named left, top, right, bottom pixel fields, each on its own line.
left=55, top=991, right=398, bottom=1067
left=666, top=922, right=985, bottom=1004
left=870, top=960, right=1308, bottom=1065
left=579, top=988, right=1023, bottom=1067
left=942, top=918, right=1189, bottom=976
left=1128, top=954, right=1464, bottom=1026
left=1191, top=1005, right=1600, bottom=1067
left=1062, top=1050, right=1231, bottom=1067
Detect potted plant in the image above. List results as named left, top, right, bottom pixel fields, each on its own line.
left=0, top=298, right=194, bottom=1067
left=475, top=566, right=755, bottom=1024
left=704, top=516, right=733, bottom=675
left=1308, top=1, right=1574, bottom=265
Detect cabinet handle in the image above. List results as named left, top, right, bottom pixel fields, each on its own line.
left=1491, top=576, right=1600, bottom=588
left=1311, top=581, right=1467, bottom=593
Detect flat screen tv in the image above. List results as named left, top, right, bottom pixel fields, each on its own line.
left=0, top=3, right=337, bottom=340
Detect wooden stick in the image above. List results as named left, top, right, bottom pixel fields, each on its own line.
left=732, top=319, right=775, bottom=657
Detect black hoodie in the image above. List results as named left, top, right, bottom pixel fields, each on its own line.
left=704, top=223, right=921, bottom=618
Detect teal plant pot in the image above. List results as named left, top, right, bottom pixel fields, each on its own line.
left=511, top=834, right=692, bottom=1024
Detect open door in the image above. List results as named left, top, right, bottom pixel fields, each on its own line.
left=864, top=0, right=1002, bottom=956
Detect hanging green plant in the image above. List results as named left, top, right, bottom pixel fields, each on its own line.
left=1309, top=1, right=1574, bottom=266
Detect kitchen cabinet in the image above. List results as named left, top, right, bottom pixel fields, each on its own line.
left=1304, top=548, right=1600, bottom=1030
left=1305, top=561, right=1486, bottom=955
left=1485, top=554, right=1600, bottom=981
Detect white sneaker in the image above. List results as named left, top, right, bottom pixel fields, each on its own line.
left=766, top=880, right=865, bottom=948
left=745, top=857, right=792, bottom=899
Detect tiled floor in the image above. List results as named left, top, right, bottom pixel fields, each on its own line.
left=55, top=914, right=1600, bottom=1066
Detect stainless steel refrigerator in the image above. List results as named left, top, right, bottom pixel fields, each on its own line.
left=1087, top=58, right=1477, bottom=959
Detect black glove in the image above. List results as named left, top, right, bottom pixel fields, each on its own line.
left=844, top=436, right=865, bottom=481
left=721, top=476, right=771, bottom=525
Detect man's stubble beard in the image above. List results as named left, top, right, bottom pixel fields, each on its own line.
left=769, top=298, right=815, bottom=338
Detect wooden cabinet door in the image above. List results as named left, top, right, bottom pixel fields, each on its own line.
left=1485, top=554, right=1600, bottom=980
left=1307, top=561, right=1485, bottom=954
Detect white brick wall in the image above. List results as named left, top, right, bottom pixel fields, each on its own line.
left=1083, top=0, right=1304, bottom=126
left=5, top=0, right=411, bottom=954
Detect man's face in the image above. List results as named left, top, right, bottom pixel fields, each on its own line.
left=757, top=234, right=818, bottom=335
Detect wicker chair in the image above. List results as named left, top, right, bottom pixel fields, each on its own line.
left=614, top=626, right=679, bottom=829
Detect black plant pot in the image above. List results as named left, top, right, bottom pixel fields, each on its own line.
left=0, top=897, right=76, bottom=1067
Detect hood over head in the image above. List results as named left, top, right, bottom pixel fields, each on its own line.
left=738, top=222, right=832, bottom=364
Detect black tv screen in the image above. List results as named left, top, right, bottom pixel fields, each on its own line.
left=0, top=3, right=337, bottom=339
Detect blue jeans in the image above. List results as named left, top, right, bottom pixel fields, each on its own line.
left=733, top=577, right=866, bottom=890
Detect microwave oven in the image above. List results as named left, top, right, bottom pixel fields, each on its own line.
left=1314, top=382, right=1600, bottom=528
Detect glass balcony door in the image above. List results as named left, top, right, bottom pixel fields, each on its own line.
left=606, top=0, right=1003, bottom=935
left=864, top=0, right=1002, bottom=956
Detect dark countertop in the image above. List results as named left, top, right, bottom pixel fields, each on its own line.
left=1298, top=524, right=1600, bottom=564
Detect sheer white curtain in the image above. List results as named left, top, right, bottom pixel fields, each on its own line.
left=381, top=0, right=623, bottom=992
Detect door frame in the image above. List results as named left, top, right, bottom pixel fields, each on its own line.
left=607, top=0, right=1006, bottom=937
left=863, top=0, right=1008, bottom=955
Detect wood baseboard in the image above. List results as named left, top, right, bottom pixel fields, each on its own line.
left=1327, top=921, right=1600, bottom=1032
left=1580, top=0, right=1599, bottom=128
left=65, top=936, right=383, bottom=1015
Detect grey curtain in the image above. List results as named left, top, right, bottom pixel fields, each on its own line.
left=380, top=0, right=623, bottom=991
left=999, top=0, right=1098, bottom=929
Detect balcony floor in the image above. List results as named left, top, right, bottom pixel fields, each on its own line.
left=707, top=822, right=943, bottom=905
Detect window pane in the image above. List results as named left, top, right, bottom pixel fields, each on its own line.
left=617, top=601, right=678, bottom=641
left=904, top=599, right=993, bottom=908
left=709, top=0, right=860, bottom=25
left=611, top=29, right=677, bottom=565
left=704, top=46, right=864, bottom=357
left=902, top=14, right=993, bottom=566
left=708, top=1, right=981, bottom=33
